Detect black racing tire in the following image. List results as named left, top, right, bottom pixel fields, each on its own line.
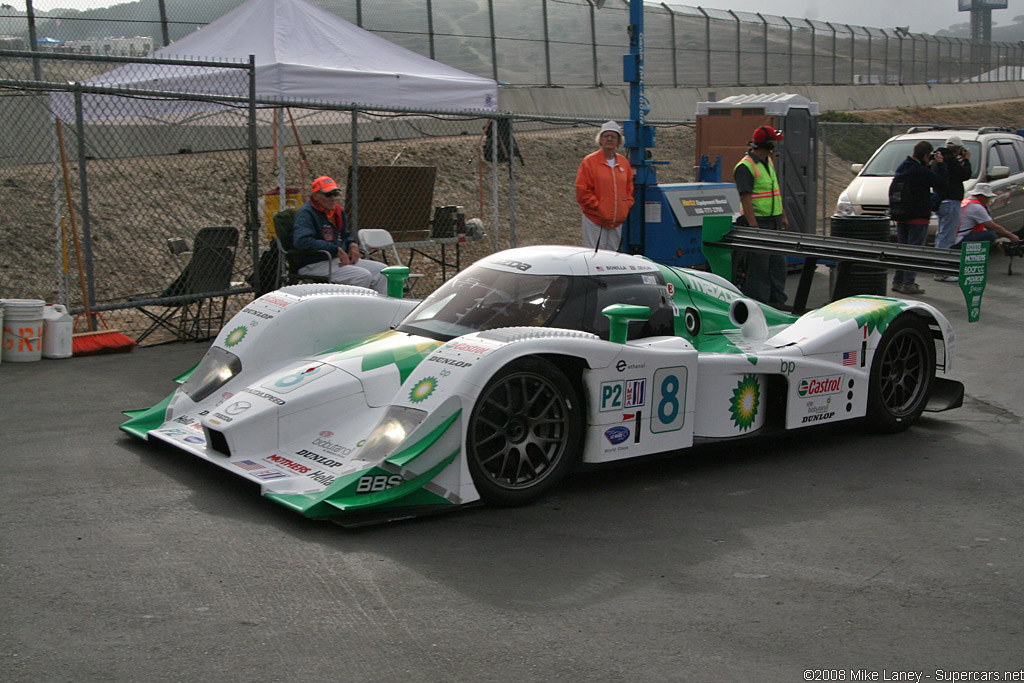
left=865, top=313, right=935, bottom=433
left=466, top=356, right=582, bottom=506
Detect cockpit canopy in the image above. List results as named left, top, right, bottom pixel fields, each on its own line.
left=397, top=262, right=674, bottom=342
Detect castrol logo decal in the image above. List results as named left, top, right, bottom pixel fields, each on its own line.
left=797, top=374, right=843, bottom=398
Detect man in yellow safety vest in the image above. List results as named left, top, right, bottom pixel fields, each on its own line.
left=733, top=125, right=789, bottom=308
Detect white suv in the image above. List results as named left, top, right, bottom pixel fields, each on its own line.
left=835, top=126, right=1024, bottom=230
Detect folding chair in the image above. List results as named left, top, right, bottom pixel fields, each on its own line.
left=136, top=226, right=239, bottom=344
left=273, top=209, right=334, bottom=285
left=358, top=228, right=424, bottom=293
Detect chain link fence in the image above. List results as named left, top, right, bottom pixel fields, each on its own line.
left=0, top=46, right=1000, bottom=347
left=7, top=49, right=689, bottom=344
left=2, top=0, right=1020, bottom=88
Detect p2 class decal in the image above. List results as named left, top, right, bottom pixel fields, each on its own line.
left=599, top=378, right=647, bottom=412
left=650, top=366, right=687, bottom=434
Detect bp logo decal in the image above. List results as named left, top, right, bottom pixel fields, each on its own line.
left=808, top=297, right=907, bottom=336
left=224, top=326, right=247, bottom=347
left=409, top=376, right=438, bottom=403
left=730, top=374, right=760, bottom=431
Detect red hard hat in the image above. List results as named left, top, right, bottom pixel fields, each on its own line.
left=752, top=125, right=784, bottom=144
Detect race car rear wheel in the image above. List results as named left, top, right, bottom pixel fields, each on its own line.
left=466, top=356, right=582, bottom=506
left=866, top=313, right=935, bottom=433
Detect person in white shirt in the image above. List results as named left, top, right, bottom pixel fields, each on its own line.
left=951, top=183, right=1021, bottom=256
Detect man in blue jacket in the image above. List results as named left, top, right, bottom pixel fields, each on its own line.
left=888, top=141, right=947, bottom=295
left=291, top=175, right=387, bottom=294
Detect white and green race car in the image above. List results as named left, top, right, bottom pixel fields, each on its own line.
left=122, top=246, right=964, bottom=524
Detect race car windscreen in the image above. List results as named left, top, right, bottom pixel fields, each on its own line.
left=397, top=265, right=570, bottom=341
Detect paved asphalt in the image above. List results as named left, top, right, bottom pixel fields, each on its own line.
left=2, top=260, right=1022, bottom=682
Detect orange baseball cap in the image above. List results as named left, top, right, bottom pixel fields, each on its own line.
left=311, top=176, right=340, bottom=194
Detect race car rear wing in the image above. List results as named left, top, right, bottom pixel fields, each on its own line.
left=700, top=216, right=990, bottom=322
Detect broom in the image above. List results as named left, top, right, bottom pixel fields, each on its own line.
left=56, top=119, right=136, bottom=356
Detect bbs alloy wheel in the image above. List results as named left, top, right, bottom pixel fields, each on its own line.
left=466, top=357, right=582, bottom=506
left=866, top=313, right=935, bottom=433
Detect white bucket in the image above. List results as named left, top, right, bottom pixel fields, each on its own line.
left=1, top=298, right=46, bottom=362
left=43, top=303, right=73, bottom=359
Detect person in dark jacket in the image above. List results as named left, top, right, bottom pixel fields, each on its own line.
left=932, top=136, right=973, bottom=270
left=889, top=141, right=947, bottom=295
left=290, top=175, right=387, bottom=294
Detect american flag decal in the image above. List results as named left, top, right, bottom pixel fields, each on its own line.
left=233, top=460, right=263, bottom=471
left=842, top=351, right=857, bottom=366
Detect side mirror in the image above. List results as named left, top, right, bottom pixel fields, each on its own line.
left=851, top=163, right=864, bottom=174
left=988, top=165, right=1010, bottom=181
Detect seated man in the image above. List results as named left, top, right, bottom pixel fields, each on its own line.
left=951, top=183, right=1021, bottom=255
left=290, top=175, right=388, bottom=294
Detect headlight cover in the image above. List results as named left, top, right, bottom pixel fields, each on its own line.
left=357, top=405, right=428, bottom=465
left=181, top=346, right=242, bottom=403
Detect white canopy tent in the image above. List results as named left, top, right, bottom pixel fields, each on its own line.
left=68, top=0, right=497, bottom=115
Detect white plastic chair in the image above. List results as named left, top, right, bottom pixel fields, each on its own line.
left=358, top=228, right=424, bottom=292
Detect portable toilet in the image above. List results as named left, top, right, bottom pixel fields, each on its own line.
left=695, top=93, right=819, bottom=235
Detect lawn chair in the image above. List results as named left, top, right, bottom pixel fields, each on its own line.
left=273, top=209, right=333, bottom=285
left=136, top=226, right=238, bottom=344
left=358, top=228, right=424, bottom=293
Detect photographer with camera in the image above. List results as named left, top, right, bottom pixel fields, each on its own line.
left=889, top=140, right=947, bottom=295
left=951, top=184, right=1021, bottom=254
left=931, top=137, right=973, bottom=282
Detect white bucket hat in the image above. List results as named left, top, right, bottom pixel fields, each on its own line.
left=596, top=120, right=623, bottom=145
left=970, top=183, right=997, bottom=198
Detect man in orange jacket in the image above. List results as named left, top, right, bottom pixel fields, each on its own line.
left=576, top=120, right=635, bottom=250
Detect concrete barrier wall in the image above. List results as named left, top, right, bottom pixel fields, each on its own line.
left=500, top=81, right=1024, bottom=120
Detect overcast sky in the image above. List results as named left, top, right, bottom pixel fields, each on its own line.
left=22, top=0, right=1017, bottom=35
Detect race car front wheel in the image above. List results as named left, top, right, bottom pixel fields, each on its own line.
left=866, top=313, right=935, bottom=433
left=467, top=356, right=582, bottom=506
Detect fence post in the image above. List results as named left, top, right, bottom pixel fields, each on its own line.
left=662, top=3, right=677, bottom=88
left=758, top=13, right=768, bottom=85
left=487, top=0, right=498, bottom=83
left=883, top=31, right=889, bottom=84
left=490, top=115, right=499, bottom=251
left=820, top=122, right=828, bottom=233
left=783, top=17, right=794, bottom=84
left=909, top=34, right=916, bottom=84
left=25, top=0, right=41, bottom=80
left=73, top=89, right=97, bottom=329
left=825, top=23, right=837, bottom=85
left=247, top=54, right=259, bottom=286
left=728, top=10, right=740, bottom=86
left=542, top=0, right=552, bottom=87
left=867, top=30, right=872, bottom=84
left=810, top=22, right=816, bottom=85
left=506, top=117, right=517, bottom=248
left=847, top=25, right=855, bottom=85
left=923, top=37, right=929, bottom=84
left=698, top=6, right=711, bottom=87
left=427, top=0, right=435, bottom=59
left=351, top=110, right=359, bottom=232
left=588, top=0, right=599, bottom=86
left=158, top=0, right=171, bottom=48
